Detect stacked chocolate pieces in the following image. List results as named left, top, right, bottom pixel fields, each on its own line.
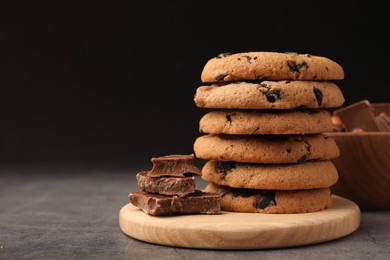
left=193, top=52, right=345, bottom=213
left=129, top=154, right=221, bottom=216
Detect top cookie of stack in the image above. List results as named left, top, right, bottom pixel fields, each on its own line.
left=193, top=51, right=345, bottom=214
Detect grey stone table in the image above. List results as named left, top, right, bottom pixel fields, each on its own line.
left=1, top=163, right=389, bottom=260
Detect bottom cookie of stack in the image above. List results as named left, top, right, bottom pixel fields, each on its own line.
left=204, top=183, right=333, bottom=214
left=201, top=160, right=338, bottom=214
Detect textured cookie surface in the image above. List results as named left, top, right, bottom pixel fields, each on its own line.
left=201, top=160, right=338, bottom=190
left=194, top=81, right=345, bottom=109
left=201, top=52, right=344, bottom=82
left=193, top=134, right=339, bottom=163
left=199, top=109, right=333, bottom=135
left=204, top=183, right=333, bottom=214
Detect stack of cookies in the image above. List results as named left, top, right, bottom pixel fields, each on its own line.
left=193, top=51, right=345, bottom=213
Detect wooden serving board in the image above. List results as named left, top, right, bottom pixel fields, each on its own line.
left=119, top=195, right=360, bottom=250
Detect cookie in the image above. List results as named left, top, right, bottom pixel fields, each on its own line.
left=201, top=160, right=338, bottom=190
left=199, top=109, right=333, bottom=135
left=193, top=134, right=339, bottom=163
left=204, top=183, right=333, bottom=213
left=201, top=52, right=344, bottom=82
left=194, top=81, right=345, bottom=109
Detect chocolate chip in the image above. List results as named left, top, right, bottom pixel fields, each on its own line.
left=260, top=83, right=269, bottom=89
left=216, top=53, right=231, bottom=59
left=256, top=191, right=276, bottom=209
left=215, top=161, right=236, bottom=173
left=287, top=60, right=308, bottom=73
left=313, top=87, right=323, bottom=106
left=226, top=115, right=232, bottom=123
left=297, top=155, right=307, bottom=163
left=286, top=147, right=292, bottom=153
left=252, top=127, right=260, bottom=134
left=216, top=74, right=227, bottom=81
left=243, top=55, right=252, bottom=63
left=264, top=90, right=281, bottom=103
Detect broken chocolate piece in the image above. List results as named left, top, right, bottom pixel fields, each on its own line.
left=148, top=154, right=201, bottom=177
left=129, top=190, right=221, bottom=216
left=333, top=100, right=380, bottom=132
left=136, top=171, right=196, bottom=196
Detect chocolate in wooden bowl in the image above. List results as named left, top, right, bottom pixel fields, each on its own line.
left=325, top=132, right=390, bottom=210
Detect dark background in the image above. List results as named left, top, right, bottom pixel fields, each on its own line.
left=1, top=1, right=389, bottom=165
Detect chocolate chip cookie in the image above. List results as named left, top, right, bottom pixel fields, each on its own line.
left=204, top=183, right=333, bottom=214
left=199, top=109, right=333, bottom=135
left=194, top=81, right=344, bottom=109
left=201, top=52, right=344, bottom=82
left=193, top=134, right=339, bottom=163
left=201, top=160, right=338, bottom=190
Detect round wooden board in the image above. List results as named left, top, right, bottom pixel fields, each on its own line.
left=119, top=195, right=360, bottom=250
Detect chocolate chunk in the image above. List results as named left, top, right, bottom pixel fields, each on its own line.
left=136, top=171, right=196, bottom=196
left=287, top=60, right=308, bottom=73
left=264, top=90, right=281, bottom=103
left=313, top=87, right=323, bottom=106
left=243, top=55, right=252, bottom=63
left=260, top=83, right=269, bottom=89
left=226, top=115, right=232, bottom=123
left=214, top=161, right=236, bottom=173
left=256, top=191, right=276, bottom=209
left=129, top=191, right=221, bottom=216
left=332, top=101, right=390, bottom=132
left=333, top=100, right=380, bottom=132
left=148, top=154, right=201, bottom=177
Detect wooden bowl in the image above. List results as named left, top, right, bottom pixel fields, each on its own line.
left=325, top=132, right=390, bottom=210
